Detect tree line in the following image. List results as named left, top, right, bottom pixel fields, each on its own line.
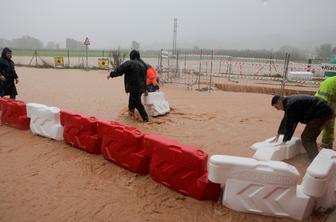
left=0, top=36, right=85, bottom=51
left=180, top=44, right=336, bottom=62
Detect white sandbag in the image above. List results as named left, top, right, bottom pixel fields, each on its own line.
left=251, top=136, right=305, bottom=161
left=208, top=155, right=315, bottom=220
left=26, top=103, right=64, bottom=140
left=302, top=149, right=336, bottom=211
left=143, top=91, right=170, bottom=117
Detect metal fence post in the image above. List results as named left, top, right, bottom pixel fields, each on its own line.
left=198, top=49, right=203, bottom=90
left=35, top=50, right=38, bottom=66
left=67, top=49, right=70, bottom=67
left=85, top=46, right=88, bottom=70
left=281, top=53, right=290, bottom=96
left=209, top=49, right=214, bottom=92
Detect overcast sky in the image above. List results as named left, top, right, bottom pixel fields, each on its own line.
left=1, top=0, right=336, bottom=50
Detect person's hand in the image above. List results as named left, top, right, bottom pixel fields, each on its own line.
left=275, top=141, right=286, bottom=146
left=0, top=75, right=5, bottom=81
left=107, top=74, right=111, bottom=80
left=15, top=78, right=19, bottom=84
left=144, top=91, right=148, bottom=96
left=270, top=135, right=279, bottom=143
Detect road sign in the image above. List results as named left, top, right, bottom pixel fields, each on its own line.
left=98, top=58, right=109, bottom=69
left=54, top=57, right=64, bottom=66
left=84, top=37, right=90, bottom=46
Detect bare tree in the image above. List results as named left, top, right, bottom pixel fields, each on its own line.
left=110, top=50, right=127, bottom=68
left=46, top=41, right=59, bottom=49
left=66, top=38, right=85, bottom=50
left=12, top=35, right=44, bottom=49
left=316, top=43, right=334, bottom=61
left=0, top=38, right=12, bottom=48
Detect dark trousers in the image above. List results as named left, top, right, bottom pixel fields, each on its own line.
left=128, top=92, right=148, bottom=122
left=0, top=82, right=17, bottom=99
left=301, top=115, right=333, bottom=160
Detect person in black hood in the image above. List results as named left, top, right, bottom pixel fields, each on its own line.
left=271, top=94, right=334, bottom=160
left=107, top=49, right=149, bottom=122
left=0, top=47, right=19, bottom=99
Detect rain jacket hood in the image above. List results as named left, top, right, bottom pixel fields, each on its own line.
left=130, top=50, right=140, bottom=60
left=1, top=47, right=12, bottom=59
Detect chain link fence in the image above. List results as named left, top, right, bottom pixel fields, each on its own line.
left=10, top=48, right=327, bottom=91
left=157, top=49, right=325, bottom=90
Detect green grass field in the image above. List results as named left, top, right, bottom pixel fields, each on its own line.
left=11, top=49, right=160, bottom=58
left=10, top=49, right=293, bottom=64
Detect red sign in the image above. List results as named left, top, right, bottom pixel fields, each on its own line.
left=84, top=37, right=90, bottom=46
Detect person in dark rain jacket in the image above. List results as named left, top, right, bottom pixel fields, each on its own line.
left=271, top=94, right=334, bottom=160
left=0, top=48, right=19, bottom=99
left=107, top=49, right=149, bottom=122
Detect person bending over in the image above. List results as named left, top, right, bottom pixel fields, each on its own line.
left=271, top=94, right=334, bottom=160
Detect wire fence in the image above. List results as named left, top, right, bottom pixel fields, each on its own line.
left=12, top=49, right=129, bottom=69
left=157, top=49, right=326, bottom=90
left=11, top=48, right=329, bottom=90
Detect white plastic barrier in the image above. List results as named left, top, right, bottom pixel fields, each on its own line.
left=26, top=103, right=64, bottom=140
left=287, top=71, right=313, bottom=81
left=251, top=136, right=306, bottom=161
left=302, top=149, right=336, bottom=211
left=143, top=91, right=170, bottom=117
left=208, top=155, right=315, bottom=220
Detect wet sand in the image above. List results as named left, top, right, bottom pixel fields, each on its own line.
left=0, top=67, right=326, bottom=222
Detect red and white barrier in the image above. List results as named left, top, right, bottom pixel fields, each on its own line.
left=0, top=98, right=30, bottom=130
left=251, top=136, right=305, bottom=161
left=144, top=134, right=221, bottom=200
left=287, top=71, right=313, bottom=81
left=302, top=149, right=336, bottom=211
left=98, top=120, right=150, bottom=174
left=2, top=96, right=334, bottom=220
left=208, top=155, right=315, bottom=220
left=60, top=110, right=101, bottom=154
left=26, top=103, right=63, bottom=140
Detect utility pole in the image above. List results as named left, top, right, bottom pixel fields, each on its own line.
left=173, top=18, right=177, bottom=55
